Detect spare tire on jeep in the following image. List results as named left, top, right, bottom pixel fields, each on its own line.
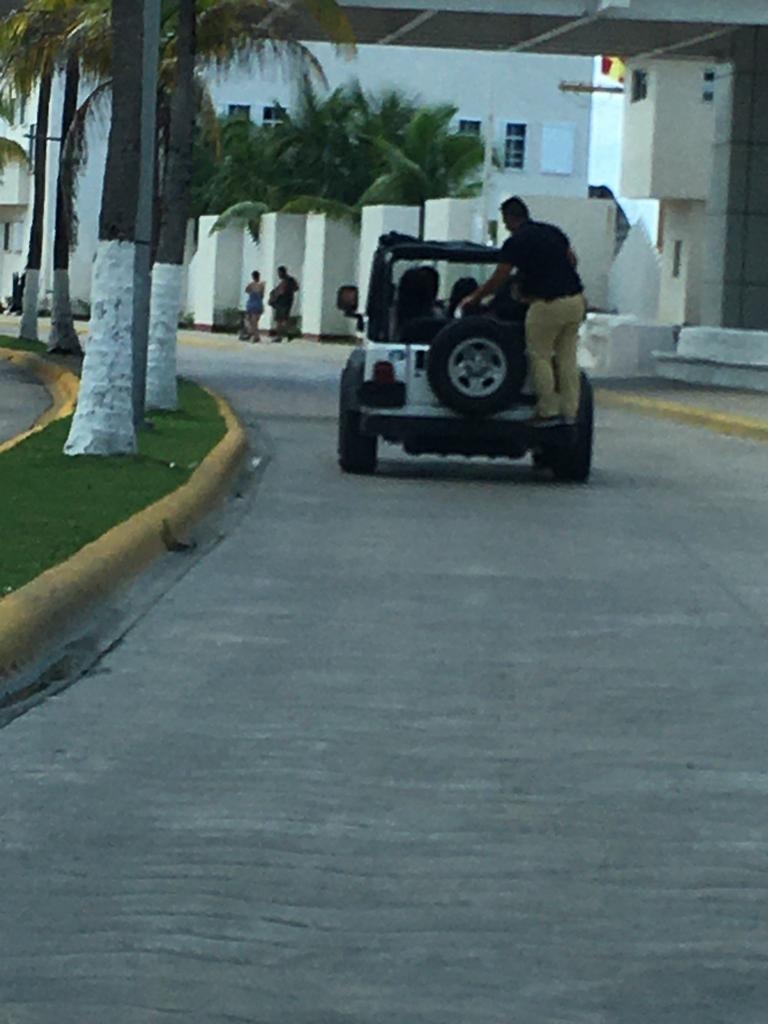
left=426, top=317, right=527, bottom=417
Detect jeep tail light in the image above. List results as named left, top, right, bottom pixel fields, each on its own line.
left=373, top=360, right=396, bottom=384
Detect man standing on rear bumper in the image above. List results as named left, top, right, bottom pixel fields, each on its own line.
left=461, top=196, right=586, bottom=424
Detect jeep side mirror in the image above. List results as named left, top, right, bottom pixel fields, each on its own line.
left=337, top=285, right=359, bottom=316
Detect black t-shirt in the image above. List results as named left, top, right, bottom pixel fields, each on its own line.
left=499, top=220, right=583, bottom=301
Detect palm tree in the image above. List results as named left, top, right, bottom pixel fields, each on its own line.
left=0, top=93, right=29, bottom=171
left=64, top=0, right=143, bottom=456
left=208, top=84, right=486, bottom=236
left=0, top=0, right=110, bottom=345
left=48, top=51, right=82, bottom=353
left=145, top=0, right=355, bottom=411
left=145, top=0, right=196, bottom=410
left=0, top=2, right=66, bottom=341
left=359, top=104, right=486, bottom=235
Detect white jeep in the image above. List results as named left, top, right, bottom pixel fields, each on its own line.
left=337, top=233, right=593, bottom=482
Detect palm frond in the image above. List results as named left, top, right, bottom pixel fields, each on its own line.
left=210, top=199, right=269, bottom=241
left=0, top=136, right=28, bottom=171
left=60, top=79, right=112, bottom=246
left=279, top=194, right=359, bottom=222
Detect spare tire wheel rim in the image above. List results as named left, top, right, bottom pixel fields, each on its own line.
left=447, top=337, right=508, bottom=398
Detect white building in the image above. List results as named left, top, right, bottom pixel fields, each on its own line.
left=620, top=58, right=718, bottom=326
left=0, top=44, right=594, bottom=314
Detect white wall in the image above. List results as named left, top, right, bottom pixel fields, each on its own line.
left=258, top=212, right=306, bottom=319
left=523, top=194, right=616, bottom=311
left=301, top=214, right=360, bottom=338
left=658, top=199, right=706, bottom=325
left=187, top=215, right=244, bottom=328
left=358, top=205, right=420, bottom=310
left=423, top=198, right=484, bottom=243
left=608, top=221, right=662, bottom=321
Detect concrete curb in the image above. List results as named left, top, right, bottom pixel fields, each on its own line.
left=0, top=347, right=79, bottom=453
left=0, top=367, right=249, bottom=684
left=595, top=388, right=768, bottom=444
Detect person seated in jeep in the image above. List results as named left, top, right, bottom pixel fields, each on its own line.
left=460, top=196, right=586, bottom=426
left=396, top=265, right=444, bottom=342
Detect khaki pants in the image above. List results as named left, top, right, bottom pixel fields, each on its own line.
left=525, top=293, right=586, bottom=419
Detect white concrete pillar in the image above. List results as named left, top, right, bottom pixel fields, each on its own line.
left=524, top=194, right=616, bottom=312
left=187, top=215, right=243, bottom=329
left=258, top=213, right=307, bottom=319
left=423, top=198, right=483, bottom=243
left=301, top=214, right=360, bottom=340
left=702, top=28, right=768, bottom=328
left=358, top=205, right=420, bottom=311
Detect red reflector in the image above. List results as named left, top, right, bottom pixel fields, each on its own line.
left=373, top=360, right=396, bottom=384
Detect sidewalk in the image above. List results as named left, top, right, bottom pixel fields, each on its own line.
left=594, top=374, right=768, bottom=442
left=596, top=374, right=768, bottom=419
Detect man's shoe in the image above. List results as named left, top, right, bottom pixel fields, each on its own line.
left=529, top=414, right=563, bottom=428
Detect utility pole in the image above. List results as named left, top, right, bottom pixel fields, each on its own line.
left=132, top=0, right=161, bottom=428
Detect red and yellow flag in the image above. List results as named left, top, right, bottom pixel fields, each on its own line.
left=601, top=56, right=627, bottom=83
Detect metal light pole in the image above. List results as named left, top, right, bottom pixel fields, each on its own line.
left=132, top=0, right=161, bottom=428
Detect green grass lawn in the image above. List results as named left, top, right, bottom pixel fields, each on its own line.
left=0, top=338, right=227, bottom=595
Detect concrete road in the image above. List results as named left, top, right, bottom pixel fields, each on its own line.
left=2, top=339, right=768, bottom=1024
left=0, top=353, right=50, bottom=445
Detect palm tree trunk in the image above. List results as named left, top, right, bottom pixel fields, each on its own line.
left=65, top=0, right=143, bottom=456
left=48, top=54, right=82, bottom=355
left=146, top=0, right=196, bottom=411
left=20, top=68, right=53, bottom=342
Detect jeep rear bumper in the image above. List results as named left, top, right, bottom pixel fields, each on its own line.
left=360, top=411, right=576, bottom=458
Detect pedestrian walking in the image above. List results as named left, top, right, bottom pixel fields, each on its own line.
left=268, top=266, right=299, bottom=342
left=244, top=270, right=265, bottom=342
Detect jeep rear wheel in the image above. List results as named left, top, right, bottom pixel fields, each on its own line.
left=548, top=375, right=594, bottom=483
left=427, top=318, right=527, bottom=416
left=338, top=411, right=377, bottom=474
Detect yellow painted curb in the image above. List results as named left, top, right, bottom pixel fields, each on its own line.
left=0, top=347, right=79, bottom=454
left=0, top=388, right=248, bottom=683
left=595, top=388, right=768, bottom=444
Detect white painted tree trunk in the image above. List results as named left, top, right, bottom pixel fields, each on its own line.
left=19, top=269, right=40, bottom=342
left=64, top=240, right=137, bottom=456
left=146, top=262, right=180, bottom=410
left=48, top=270, right=82, bottom=353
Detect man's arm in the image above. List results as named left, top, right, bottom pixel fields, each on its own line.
left=461, top=262, right=513, bottom=308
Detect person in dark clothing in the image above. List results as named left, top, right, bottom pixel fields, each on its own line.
left=269, top=265, right=299, bottom=342
left=447, top=276, right=479, bottom=318
left=461, top=196, right=586, bottom=424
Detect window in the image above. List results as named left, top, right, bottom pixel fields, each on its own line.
left=504, top=123, right=527, bottom=170
left=262, top=105, right=283, bottom=127
left=458, top=119, right=481, bottom=136
left=672, top=240, right=683, bottom=279
left=631, top=69, right=648, bottom=103
left=227, top=104, right=251, bottom=120
left=3, top=222, right=21, bottom=253
left=703, top=68, right=715, bottom=103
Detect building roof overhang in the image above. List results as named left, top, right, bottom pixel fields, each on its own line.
left=300, top=1, right=768, bottom=60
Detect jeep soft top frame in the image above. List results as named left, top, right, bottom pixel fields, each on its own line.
left=365, top=232, right=502, bottom=343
